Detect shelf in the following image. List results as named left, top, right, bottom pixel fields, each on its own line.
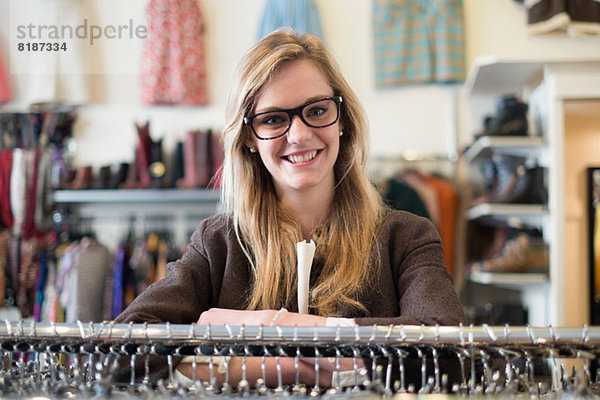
left=462, top=135, right=545, bottom=163
left=464, top=56, right=600, bottom=96
left=53, top=189, right=220, bottom=204
left=467, top=203, right=546, bottom=228
left=468, top=270, right=548, bottom=290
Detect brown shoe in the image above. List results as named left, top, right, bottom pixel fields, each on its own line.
left=476, top=233, right=548, bottom=273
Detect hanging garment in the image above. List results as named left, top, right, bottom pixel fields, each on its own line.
left=21, top=150, right=41, bottom=240
left=425, top=175, right=457, bottom=274
left=141, top=0, right=208, bottom=105
left=0, top=149, right=14, bottom=229
left=399, top=170, right=441, bottom=227
left=10, top=149, right=27, bottom=237
left=258, top=0, right=324, bottom=40
left=0, top=54, right=10, bottom=104
left=57, top=242, right=78, bottom=323
left=526, top=0, right=600, bottom=36
left=383, top=178, right=430, bottom=220
left=32, top=249, right=48, bottom=322
left=76, top=237, right=112, bottom=322
left=40, top=253, right=58, bottom=322
left=372, top=0, right=466, bottom=86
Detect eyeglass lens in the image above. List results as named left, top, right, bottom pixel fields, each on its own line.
left=252, top=98, right=339, bottom=139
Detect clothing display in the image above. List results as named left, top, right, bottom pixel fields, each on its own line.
left=140, top=0, right=208, bottom=105
left=372, top=0, right=466, bottom=86
left=380, top=169, right=467, bottom=280
left=258, top=0, right=324, bottom=40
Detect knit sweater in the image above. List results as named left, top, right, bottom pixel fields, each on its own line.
left=116, top=209, right=464, bottom=326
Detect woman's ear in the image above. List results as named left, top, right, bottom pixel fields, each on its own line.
left=244, top=140, right=258, bottom=153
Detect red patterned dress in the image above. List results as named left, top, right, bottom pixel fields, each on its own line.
left=141, top=0, right=209, bottom=105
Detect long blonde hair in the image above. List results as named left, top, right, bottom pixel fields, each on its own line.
left=221, top=31, right=384, bottom=316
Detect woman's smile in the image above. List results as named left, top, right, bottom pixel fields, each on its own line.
left=283, top=149, right=320, bottom=165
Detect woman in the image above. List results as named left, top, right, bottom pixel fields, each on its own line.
left=116, top=30, right=464, bottom=387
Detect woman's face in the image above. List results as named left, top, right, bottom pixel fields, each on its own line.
left=249, top=59, right=341, bottom=200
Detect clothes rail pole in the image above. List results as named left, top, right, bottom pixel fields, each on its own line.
left=1, top=321, right=600, bottom=346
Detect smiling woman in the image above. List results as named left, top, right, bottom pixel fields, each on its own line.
left=114, top=30, right=464, bottom=387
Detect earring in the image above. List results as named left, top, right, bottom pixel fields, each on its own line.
left=339, top=131, right=344, bottom=137
left=249, top=146, right=257, bottom=153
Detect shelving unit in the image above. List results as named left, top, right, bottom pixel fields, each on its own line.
left=53, top=188, right=220, bottom=204
left=468, top=270, right=548, bottom=289
left=53, top=188, right=221, bottom=250
left=467, top=203, right=546, bottom=229
left=462, top=56, right=600, bottom=326
left=462, top=136, right=545, bottom=164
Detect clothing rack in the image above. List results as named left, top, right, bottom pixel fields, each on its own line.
left=1, top=322, right=600, bottom=398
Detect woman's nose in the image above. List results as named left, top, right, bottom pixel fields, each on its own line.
left=286, top=115, right=312, bottom=143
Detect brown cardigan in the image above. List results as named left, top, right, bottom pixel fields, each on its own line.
left=116, top=209, right=464, bottom=326
left=114, top=209, right=464, bottom=383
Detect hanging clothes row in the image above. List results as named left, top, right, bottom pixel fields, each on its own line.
left=373, top=157, right=472, bottom=294
left=9, top=214, right=187, bottom=323
left=0, top=107, right=76, bottom=237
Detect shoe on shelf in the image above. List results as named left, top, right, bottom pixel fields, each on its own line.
left=69, top=165, right=93, bottom=190
left=474, top=95, right=530, bottom=140
left=491, top=154, right=547, bottom=204
left=473, top=233, right=549, bottom=273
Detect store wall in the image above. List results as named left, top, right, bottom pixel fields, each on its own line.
left=1, top=0, right=599, bottom=167
left=563, top=101, right=600, bottom=326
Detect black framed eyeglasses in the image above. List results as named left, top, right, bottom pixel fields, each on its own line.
left=244, top=96, right=343, bottom=140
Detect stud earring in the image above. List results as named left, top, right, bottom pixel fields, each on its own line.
left=249, top=146, right=257, bottom=153
left=339, top=131, right=344, bottom=137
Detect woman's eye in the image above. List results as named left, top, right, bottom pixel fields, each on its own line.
left=306, top=107, right=326, bottom=117
left=259, top=114, right=286, bottom=126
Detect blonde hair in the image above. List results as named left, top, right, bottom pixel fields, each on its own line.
left=221, top=30, right=384, bottom=316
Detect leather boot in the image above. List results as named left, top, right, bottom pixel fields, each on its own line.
left=70, top=166, right=93, bottom=190
left=177, top=130, right=199, bottom=189
left=170, top=141, right=184, bottom=188
left=109, top=162, right=129, bottom=189
left=119, top=163, right=140, bottom=189
left=93, top=165, right=112, bottom=189
left=149, top=138, right=165, bottom=189
left=135, top=122, right=152, bottom=188
left=196, top=129, right=212, bottom=187
left=492, top=154, right=547, bottom=204
left=210, top=133, right=225, bottom=188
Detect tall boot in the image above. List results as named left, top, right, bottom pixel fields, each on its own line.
left=119, top=163, right=140, bottom=189
left=70, top=166, right=93, bottom=190
left=177, top=130, right=199, bottom=189
left=196, top=129, right=212, bottom=187
left=109, top=162, right=129, bottom=189
left=170, top=141, right=184, bottom=188
left=135, top=122, right=152, bottom=188
left=210, top=133, right=224, bottom=188
left=149, top=138, right=165, bottom=189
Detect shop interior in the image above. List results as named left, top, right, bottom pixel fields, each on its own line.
left=1, top=0, right=600, bottom=398
left=1, top=0, right=600, bottom=328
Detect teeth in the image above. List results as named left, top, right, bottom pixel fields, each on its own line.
left=287, top=151, right=317, bottom=164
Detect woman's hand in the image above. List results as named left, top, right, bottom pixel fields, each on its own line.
left=196, top=308, right=328, bottom=327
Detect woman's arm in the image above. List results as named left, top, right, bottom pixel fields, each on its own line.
left=355, top=213, right=465, bottom=327
left=175, top=308, right=363, bottom=387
